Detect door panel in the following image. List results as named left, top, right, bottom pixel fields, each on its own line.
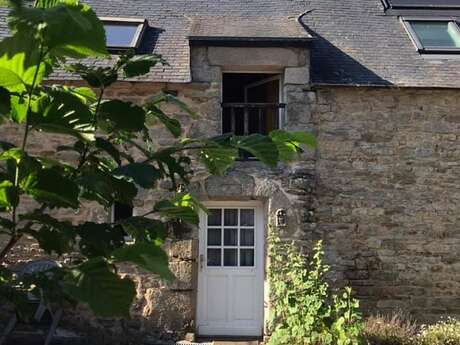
left=197, top=204, right=264, bottom=336
left=233, top=276, right=256, bottom=320
left=206, top=275, right=227, bottom=321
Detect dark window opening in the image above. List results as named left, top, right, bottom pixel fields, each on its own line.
left=100, top=17, right=147, bottom=52
left=113, top=202, right=133, bottom=222
left=222, top=73, right=284, bottom=159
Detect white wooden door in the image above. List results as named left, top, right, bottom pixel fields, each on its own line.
left=197, top=202, right=264, bottom=336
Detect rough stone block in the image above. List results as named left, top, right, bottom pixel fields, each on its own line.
left=168, top=261, right=195, bottom=291
left=284, top=66, right=310, bottom=85
left=208, top=47, right=305, bottom=68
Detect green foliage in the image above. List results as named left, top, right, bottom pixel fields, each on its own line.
left=63, top=259, right=135, bottom=318
left=268, top=230, right=362, bottom=345
left=0, top=0, right=315, bottom=320
left=8, top=0, right=107, bottom=58
left=416, top=318, right=460, bottom=345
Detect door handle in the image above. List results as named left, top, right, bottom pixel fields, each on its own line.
left=199, top=254, right=204, bottom=271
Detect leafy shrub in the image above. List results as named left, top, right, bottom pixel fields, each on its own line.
left=417, top=318, right=460, bottom=345
left=267, top=230, right=362, bottom=345
left=362, top=312, right=417, bottom=345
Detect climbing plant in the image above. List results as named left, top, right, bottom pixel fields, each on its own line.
left=268, top=229, right=362, bottom=345
left=0, top=0, right=316, bottom=317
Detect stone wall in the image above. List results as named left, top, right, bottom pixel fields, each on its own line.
left=2, top=48, right=460, bottom=342
left=312, top=86, right=460, bottom=322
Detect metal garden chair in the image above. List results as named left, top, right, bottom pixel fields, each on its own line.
left=0, top=259, right=63, bottom=345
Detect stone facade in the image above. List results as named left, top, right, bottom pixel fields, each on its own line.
left=312, top=87, right=460, bottom=322
left=1, top=42, right=460, bottom=343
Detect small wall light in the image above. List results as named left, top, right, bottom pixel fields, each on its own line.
left=276, top=209, right=287, bottom=227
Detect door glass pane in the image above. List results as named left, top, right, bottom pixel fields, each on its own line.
left=224, top=249, right=238, bottom=266
left=208, top=209, right=222, bottom=226
left=207, top=249, right=221, bottom=266
left=240, top=249, right=254, bottom=266
left=240, top=209, right=254, bottom=226
left=224, top=209, right=238, bottom=226
left=207, top=228, right=221, bottom=246
left=224, top=228, right=238, bottom=246
left=240, top=228, right=254, bottom=246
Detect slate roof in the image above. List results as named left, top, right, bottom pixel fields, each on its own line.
left=0, top=0, right=460, bottom=87
left=189, top=16, right=311, bottom=42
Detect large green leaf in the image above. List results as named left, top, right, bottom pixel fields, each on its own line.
left=76, top=222, right=125, bottom=258
left=30, top=87, right=95, bottom=141
left=122, top=55, right=165, bottom=78
left=113, top=163, right=161, bottom=189
left=21, top=167, right=80, bottom=208
left=0, top=67, right=25, bottom=93
left=9, top=95, right=28, bottom=123
left=150, top=148, right=192, bottom=188
left=173, top=192, right=205, bottom=212
left=9, top=0, right=108, bottom=59
left=0, top=33, right=51, bottom=91
left=148, top=92, right=198, bottom=118
left=0, top=148, right=42, bottom=186
left=98, top=100, right=146, bottom=133
left=70, top=86, right=97, bottom=104
left=34, top=0, right=66, bottom=8
left=95, top=137, right=121, bottom=165
left=0, top=147, right=23, bottom=163
left=76, top=170, right=137, bottom=207
left=0, top=180, right=18, bottom=210
left=154, top=199, right=198, bottom=225
left=270, top=130, right=316, bottom=161
left=194, top=139, right=237, bottom=175
left=66, top=64, right=118, bottom=88
left=230, top=134, right=279, bottom=167
left=146, top=104, right=182, bottom=137
left=112, top=242, right=174, bottom=280
left=63, top=259, right=135, bottom=317
left=20, top=213, right=75, bottom=255
left=119, top=216, right=166, bottom=243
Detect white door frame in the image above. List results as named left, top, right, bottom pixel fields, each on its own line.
left=196, top=200, right=265, bottom=337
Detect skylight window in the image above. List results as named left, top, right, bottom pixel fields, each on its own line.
left=385, top=0, right=460, bottom=9
left=403, top=18, right=460, bottom=53
left=100, top=17, right=147, bottom=50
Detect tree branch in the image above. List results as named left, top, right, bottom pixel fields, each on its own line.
left=0, top=234, right=21, bottom=262
left=6, top=43, right=46, bottom=262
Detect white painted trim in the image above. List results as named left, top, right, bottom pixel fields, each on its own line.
left=201, top=200, right=263, bottom=208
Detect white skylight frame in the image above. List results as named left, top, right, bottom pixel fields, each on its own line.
left=100, top=17, right=147, bottom=50
left=401, top=17, right=460, bottom=53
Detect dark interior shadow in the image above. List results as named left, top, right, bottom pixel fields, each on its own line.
left=298, top=16, right=393, bottom=86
